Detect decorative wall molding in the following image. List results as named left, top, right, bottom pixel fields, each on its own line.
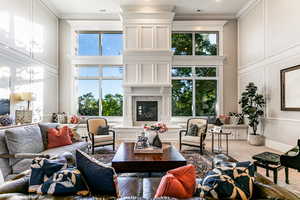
left=174, top=13, right=236, bottom=20
left=173, top=56, right=225, bottom=66
left=173, top=20, right=227, bottom=31
left=236, top=0, right=262, bottom=18
left=123, top=50, right=173, bottom=64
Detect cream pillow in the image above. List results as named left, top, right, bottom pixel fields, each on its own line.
left=0, top=169, right=4, bottom=185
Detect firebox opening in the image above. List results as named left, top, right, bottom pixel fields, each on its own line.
left=136, top=101, right=158, bottom=121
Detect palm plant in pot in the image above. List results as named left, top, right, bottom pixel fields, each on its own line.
left=239, top=82, right=265, bottom=146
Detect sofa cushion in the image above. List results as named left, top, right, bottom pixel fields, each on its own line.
left=5, top=125, right=44, bottom=166
left=76, top=149, right=118, bottom=196
left=38, top=168, right=88, bottom=196
left=38, top=123, right=59, bottom=148
left=12, top=159, right=32, bottom=175
left=41, top=141, right=88, bottom=157
left=0, top=130, right=10, bottom=179
left=186, top=124, right=198, bottom=136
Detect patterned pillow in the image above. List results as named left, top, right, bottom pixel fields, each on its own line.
left=76, top=149, right=119, bottom=196
left=199, top=162, right=254, bottom=200
left=186, top=124, right=198, bottom=136
left=97, top=126, right=110, bottom=135
left=29, top=157, right=67, bottom=193
left=37, top=168, right=88, bottom=196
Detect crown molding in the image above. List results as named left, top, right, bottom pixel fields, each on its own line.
left=39, top=0, right=61, bottom=18
left=67, top=20, right=122, bottom=31
left=174, top=13, right=236, bottom=20
left=236, top=0, right=262, bottom=18
left=60, top=13, right=120, bottom=20
left=121, top=5, right=175, bottom=13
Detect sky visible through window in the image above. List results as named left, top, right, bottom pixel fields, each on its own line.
left=78, top=33, right=123, bottom=98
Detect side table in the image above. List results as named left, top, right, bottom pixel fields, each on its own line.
left=252, top=152, right=289, bottom=184
left=210, top=131, right=231, bottom=155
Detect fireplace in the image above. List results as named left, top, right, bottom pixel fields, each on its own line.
left=136, top=101, right=158, bottom=121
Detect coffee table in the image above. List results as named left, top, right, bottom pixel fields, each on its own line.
left=112, top=142, right=187, bottom=173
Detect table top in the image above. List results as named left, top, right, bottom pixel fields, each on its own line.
left=112, top=142, right=186, bottom=163
left=209, top=130, right=232, bottom=135
left=252, top=152, right=281, bottom=165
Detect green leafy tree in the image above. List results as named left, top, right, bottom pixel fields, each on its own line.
left=78, top=92, right=99, bottom=116
left=172, top=33, right=193, bottom=55
left=195, top=33, right=217, bottom=55
left=239, top=82, right=265, bottom=135
left=195, top=80, right=217, bottom=116
left=172, top=80, right=193, bottom=116
left=102, top=94, right=123, bottom=116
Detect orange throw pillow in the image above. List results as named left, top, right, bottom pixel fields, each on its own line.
left=155, top=164, right=196, bottom=198
left=47, top=126, right=72, bottom=149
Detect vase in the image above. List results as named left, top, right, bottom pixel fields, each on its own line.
left=148, top=131, right=162, bottom=148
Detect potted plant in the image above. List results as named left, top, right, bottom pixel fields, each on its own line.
left=239, top=82, right=265, bottom=146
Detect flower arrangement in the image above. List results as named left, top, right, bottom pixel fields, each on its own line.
left=144, top=122, right=168, bottom=133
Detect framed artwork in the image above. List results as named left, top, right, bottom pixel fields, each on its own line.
left=280, top=65, right=300, bottom=111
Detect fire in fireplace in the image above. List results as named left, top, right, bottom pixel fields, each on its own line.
left=136, top=101, right=158, bottom=121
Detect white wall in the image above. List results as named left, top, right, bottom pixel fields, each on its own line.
left=0, top=0, right=59, bottom=121
left=238, top=0, right=300, bottom=152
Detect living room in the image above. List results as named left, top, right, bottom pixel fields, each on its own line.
left=0, top=0, right=299, bottom=199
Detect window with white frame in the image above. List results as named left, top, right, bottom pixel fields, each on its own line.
left=76, top=65, right=123, bottom=116
left=171, top=66, right=218, bottom=117
left=172, top=32, right=218, bottom=56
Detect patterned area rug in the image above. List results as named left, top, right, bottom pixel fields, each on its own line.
left=92, top=148, right=214, bottom=178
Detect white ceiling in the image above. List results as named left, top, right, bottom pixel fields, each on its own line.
left=44, top=0, right=252, bottom=19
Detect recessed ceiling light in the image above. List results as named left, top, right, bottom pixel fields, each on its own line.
left=98, top=9, right=106, bottom=13
left=196, top=9, right=202, bottom=13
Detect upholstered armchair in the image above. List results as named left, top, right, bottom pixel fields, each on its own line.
left=179, top=118, right=208, bottom=155
left=87, top=118, right=115, bottom=154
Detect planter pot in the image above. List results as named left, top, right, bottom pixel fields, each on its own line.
left=248, top=134, right=265, bottom=146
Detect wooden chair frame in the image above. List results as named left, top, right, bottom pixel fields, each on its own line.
left=87, top=117, right=116, bottom=154
left=179, top=118, right=208, bottom=155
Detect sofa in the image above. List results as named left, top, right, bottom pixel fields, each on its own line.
left=0, top=123, right=88, bottom=181
left=0, top=154, right=298, bottom=199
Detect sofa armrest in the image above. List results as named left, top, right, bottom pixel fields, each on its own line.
left=0, top=176, right=29, bottom=194
left=0, top=153, right=50, bottom=159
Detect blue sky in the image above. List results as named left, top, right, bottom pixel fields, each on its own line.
left=78, top=33, right=123, bottom=98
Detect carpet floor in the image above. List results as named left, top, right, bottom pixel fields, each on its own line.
left=92, top=148, right=214, bottom=178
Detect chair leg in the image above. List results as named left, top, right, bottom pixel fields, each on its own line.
left=200, top=145, right=203, bottom=155
left=92, top=136, right=95, bottom=155
left=113, top=142, right=115, bottom=151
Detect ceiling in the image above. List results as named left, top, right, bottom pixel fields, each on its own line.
left=44, top=0, right=252, bottom=19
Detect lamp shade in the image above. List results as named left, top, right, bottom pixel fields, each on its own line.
left=20, top=92, right=34, bottom=101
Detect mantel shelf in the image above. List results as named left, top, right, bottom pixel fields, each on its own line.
left=123, top=83, right=171, bottom=88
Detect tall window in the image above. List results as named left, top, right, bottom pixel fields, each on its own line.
left=77, top=66, right=123, bottom=116
left=172, top=32, right=218, bottom=56
left=172, top=66, right=218, bottom=117
left=77, top=32, right=123, bottom=56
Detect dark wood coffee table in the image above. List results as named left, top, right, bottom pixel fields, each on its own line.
left=112, top=142, right=187, bottom=173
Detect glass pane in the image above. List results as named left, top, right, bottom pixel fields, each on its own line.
left=102, top=80, right=123, bottom=116
left=172, top=67, right=192, bottom=77
left=172, top=80, right=193, bottom=116
left=172, top=33, right=193, bottom=55
left=195, top=67, right=217, bottom=77
left=78, top=66, right=99, bottom=77
left=102, top=33, right=123, bottom=56
left=78, top=33, right=100, bottom=56
left=103, top=66, right=123, bottom=77
left=196, top=80, right=217, bottom=116
left=195, top=33, right=218, bottom=56
left=0, top=66, right=10, bottom=115
left=78, top=80, right=99, bottom=116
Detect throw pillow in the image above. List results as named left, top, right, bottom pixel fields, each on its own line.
left=5, top=125, right=44, bottom=166
left=186, top=124, right=198, bottom=136
left=199, top=162, right=254, bottom=200
left=37, top=168, right=88, bottom=196
left=38, top=123, right=59, bottom=148
left=97, top=126, right=109, bottom=135
left=76, top=149, right=118, bottom=196
left=155, top=164, right=196, bottom=198
left=29, top=157, right=67, bottom=193
left=47, top=126, right=72, bottom=149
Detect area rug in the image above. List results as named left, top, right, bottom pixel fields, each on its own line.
left=92, top=148, right=214, bottom=178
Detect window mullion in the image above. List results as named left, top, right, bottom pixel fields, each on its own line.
left=192, top=66, right=196, bottom=117
left=99, top=33, right=102, bottom=56
left=99, top=65, right=103, bottom=116
left=192, top=33, right=195, bottom=56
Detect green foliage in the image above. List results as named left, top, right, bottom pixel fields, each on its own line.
left=78, top=92, right=99, bottom=116
left=102, top=94, right=123, bottom=116
left=195, top=80, right=217, bottom=116
left=172, top=33, right=217, bottom=56
left=78, top=92, right=123, bottom=116
left=239, top=82, right=265, bottom=135
left=172, top=80, right=193, bottom=116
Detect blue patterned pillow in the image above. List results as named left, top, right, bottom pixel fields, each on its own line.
left=76, top=149, right=119, bottom=196
left=29, top=157, right=67, bottom=193
left=199, top=162, right=254, bottom=200
left=37, top=168, right=88, bottom=196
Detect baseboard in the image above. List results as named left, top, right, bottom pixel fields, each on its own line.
left=265, top=139, right=294, bottom=153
